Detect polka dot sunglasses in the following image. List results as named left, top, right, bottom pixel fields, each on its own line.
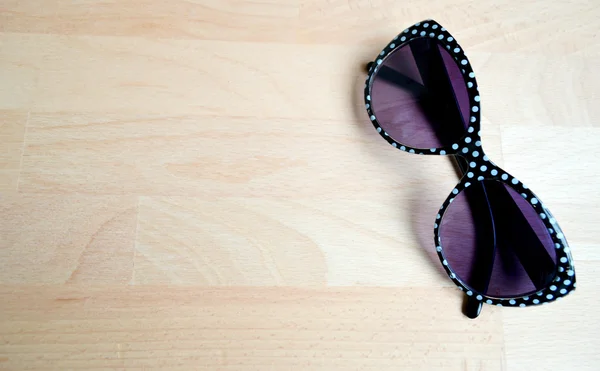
left=363, top=19, right=576, bottom=318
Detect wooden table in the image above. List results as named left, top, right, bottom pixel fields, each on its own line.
left=1, top=1, right=599, bottom=370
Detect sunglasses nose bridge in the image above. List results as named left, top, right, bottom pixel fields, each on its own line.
left=450, top=135, right=486, bottom=160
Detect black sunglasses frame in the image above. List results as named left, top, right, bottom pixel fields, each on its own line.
left=363, top=19, right=576, bottom=317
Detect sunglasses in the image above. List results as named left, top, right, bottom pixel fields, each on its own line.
left=363, top=19, right=576, bottom=318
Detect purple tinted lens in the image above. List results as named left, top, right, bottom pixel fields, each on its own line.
left=370, top=38, right=470, bottom=149
left=440, top=180, right=557, bottom=298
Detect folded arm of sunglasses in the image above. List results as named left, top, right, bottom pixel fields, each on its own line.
left=366, top=62, right=427, bottom=97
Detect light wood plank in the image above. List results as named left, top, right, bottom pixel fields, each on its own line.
left=501, top=126, right=600, bottom=260
left=0, top=286, right=505, bottom=370
left=134, top=195, right=457, bottom=286
left=475, top=53, right=600, bottom=129
left=0, top=35, right=38, bottom=110
left=0, top=0, right=300, bottom=43
left=0, top=194, right=137, bottom=284
left=20, top=34, right=364, bottom=118
left=20, top=111, right=494, bottom=196
left=0, top=111, right=27, bottom=190
left=299, top=0, right=600, bottom=55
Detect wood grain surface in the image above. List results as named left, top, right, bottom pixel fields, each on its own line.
left=1, top=1, right=599, bottom=370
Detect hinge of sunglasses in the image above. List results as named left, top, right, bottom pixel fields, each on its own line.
left=465, top=295, right=483, bottom=319
left=366, top=62, right=374, bottom=72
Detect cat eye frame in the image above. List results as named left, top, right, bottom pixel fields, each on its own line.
left=363, top=19, right=576, bottom=318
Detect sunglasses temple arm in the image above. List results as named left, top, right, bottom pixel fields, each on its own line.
left=365, top=63, right=428, bottom=96
left=451, top=156, right=485, bottom=318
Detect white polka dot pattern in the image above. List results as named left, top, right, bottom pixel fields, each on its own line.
left=363, top=19, right=576, bottom=313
